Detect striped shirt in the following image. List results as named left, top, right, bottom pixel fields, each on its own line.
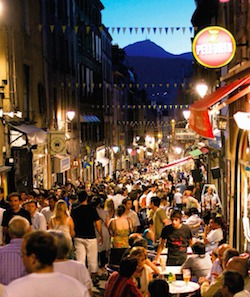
left=105, top=272, right=143, bottom=297
left=0, top=238, right=27, bottom=285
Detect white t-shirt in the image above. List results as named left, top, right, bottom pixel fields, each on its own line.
left=53, top=260, right=92, bottom=290
left=126, top=210, right=140, bottom=229
left=3, top=272, right=90, bottom=297
left=205, top=228, right=223, bottom=253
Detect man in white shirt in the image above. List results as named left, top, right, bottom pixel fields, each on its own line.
left=3, top=230, right=90, bottom=297
left=28, top=200, right=47, bottom=231
left=40, top=195, right=57, bottom=225
left=111, top=187, right=126, bottom=210
left=173, top=188, right=183, bottom=211
left=203, top=217, right=223, bottom=254
left=122, top=198, right=140, bottom=232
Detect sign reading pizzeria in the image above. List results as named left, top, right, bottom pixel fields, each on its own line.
left=192, top=26, right=236, bottom=68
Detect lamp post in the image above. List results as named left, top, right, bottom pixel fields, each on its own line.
left=196, top=82, right=208, bottom=98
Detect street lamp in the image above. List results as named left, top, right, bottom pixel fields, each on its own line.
left=67, top=110, right=75, bottom=121
left=196, top=82, right=208, bottom=98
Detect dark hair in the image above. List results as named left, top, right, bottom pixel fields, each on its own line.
left=222, top=270, right=244, bottom=295
left=47, top=194, right=58, bottom=202
left=213, top=216, right=223, bottom=227
left=188, top=207, right=199, bottom=215
left=117, top=204, right=126, bottom=217
left=91, top=196, right=101, bottom=207
left=148, top=279, right=169, bottom=297
left=192, top=242, right=206, bottom=255
left=223, top=248, right=240, bottom=265
left=119, top=257, right=138, bottom=277
left=8, top=192, right=21, bottom=201
left=24, top=231, right=58, bottom=266
left=150, top=196, right=160, bottom=207
left=170, top=210, right=182, bottom=220
left=78, top=190, right=88, bottom=203
left=132, top=238, right=148, bottom=249
left=122, top=198, right=132, bottom=205
left=28, top=200, right=38, bottom=207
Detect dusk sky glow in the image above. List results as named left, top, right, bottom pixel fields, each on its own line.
left=102, top=0, right=196, bottom=54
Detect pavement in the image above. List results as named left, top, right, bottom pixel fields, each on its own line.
left=92, top=274, right=108, bottom=297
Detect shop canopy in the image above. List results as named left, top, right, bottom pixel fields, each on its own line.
left=159, top=156, right=193, bottom=174
left=189, top=76, right=250, bottom=139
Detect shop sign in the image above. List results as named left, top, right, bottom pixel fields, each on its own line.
left=192, top=26, right=236, bottom=68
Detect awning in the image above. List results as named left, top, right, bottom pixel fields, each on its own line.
left=10, top=124, right=47, bottom=146
left=97, top=157, right=109, bottom=166
left=159, top=156, right=193, bottom=174
left=189, top=76, right=250, bottom=138
left=0, top=166, right=12, bottom=173
left=81, top=115, right=101, bottom=123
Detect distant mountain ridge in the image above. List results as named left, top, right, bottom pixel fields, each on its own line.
left=122, top=39, right=194, bottom=105
left=123, top=40, right=193, bottom=60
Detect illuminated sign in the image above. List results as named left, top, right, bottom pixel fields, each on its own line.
left=192, top=26, right=236, bottom=68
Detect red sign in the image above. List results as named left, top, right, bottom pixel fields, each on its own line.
left=192, top=26, right=236, bottom=68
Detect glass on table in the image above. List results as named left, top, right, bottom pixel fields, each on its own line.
left=182, top=269, right=191, bottom=286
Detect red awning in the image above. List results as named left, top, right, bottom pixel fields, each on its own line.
left=159, top=156, right=193, bottom=174
left=189, top=76, right=250, bottom=139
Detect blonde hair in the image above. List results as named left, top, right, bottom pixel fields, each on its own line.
left=104, top=198, right=115, bottom=211
left=52, top=199, right=68, bottom=220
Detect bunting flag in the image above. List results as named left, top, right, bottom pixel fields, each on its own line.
left=89, top=104, right=190, bottom=110
left=56, top=81, right=194, bottom=89
left=37, top=24, right=194, bottom=35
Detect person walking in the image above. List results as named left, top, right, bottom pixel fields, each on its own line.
left=71, top=190, right=102, bottom=285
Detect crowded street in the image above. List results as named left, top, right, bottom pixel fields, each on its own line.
left=0, top=0, right=250, bottom=297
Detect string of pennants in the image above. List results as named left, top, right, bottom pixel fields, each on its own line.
left=59, top=82, right=194, bottom=89
left=104, top=120, right=187, bottom=126
left=37, top=24, right=196, bottom=35
left=91, top=104, right=190, bottom=110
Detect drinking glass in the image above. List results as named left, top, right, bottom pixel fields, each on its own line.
left=183, top=269, right=191, bottom=286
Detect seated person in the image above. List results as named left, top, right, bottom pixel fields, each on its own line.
left=148, top=278, right=170, bottom=297
left=142, top=219, right=155, bottom=249
left=181, top=242, right=212, bottom=280
left=129, top=246, right=159, bottom=297
left=105, top=257, right=143, bottom=297
left=203, top=216, right=223, bottom=254
left=221, top=270, right=250, bottom=297
left=185, top=207, right=203, bottom=237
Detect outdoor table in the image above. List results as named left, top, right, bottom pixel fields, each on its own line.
left=168, top=280, right=200, bottom=297
left=160, top=266, right=182, bottom=276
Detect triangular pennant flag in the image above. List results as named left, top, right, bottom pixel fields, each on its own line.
left=174, top=83, right=177, bottom=87
left=91, top=83, right=95, bottom=88
left=122, top=27, right=126, bottom=34
left=138, top=105, right=141, bottom=109
left=114, top=84, right=117, bottom=88
left=147, top=27, right=151, bottom=34
left=86, top=26, right=91, bottom=34
left=151, top=83, right=155, bottom=88
left=117, top=27, right=121, bottom=34
left=135, top=27, right=138, bottom=34
left=62, top=25, right=67, bottom=33
left=141, top=27, right=145, bottom=34
left=190, top=27, right=194, bottom=34
left=99, top=83, right=102, bottom=88
left=166, top=83, right=169, bottom=88
left=74, top=26, right=79, bottom=34
left=38, top=24, right=42, bottom=32
left=129, top=84, right=132, bottom=88
left=144, top=84, right=148, bottom=88
left=159, top=105, right=162, bottom=109
left=159, top=27, right=162, bottom=34
left=176, top=27, right=180, bottom=31
left=50, top=25, right=55, bottom=33
left=83, top=83, right=86, bottom=88
left=129, top=27, right=133, bottom=34
left=106, top=27, right=109, bottom=32
left=111, top=27, right=115, bottom=34
left=171, top=27, right=174, bottom=34
left=182, top=27, right=186, bottom=34
left=76, top=83, right=79, bottom=87
left=170, top=105, right=172, bottom=109
left=165, top=27, right=169, bottom=34
left=136, top=84, right=139, bottom=88
left=117, top=105, right=120, bottom=109
left=99, top=26, right=103, bottom=33
left=143, top=105, right=146, bottom=109
left=164, top=105, right=167, bottom=109
left=175, top=105, right=178, bottom=109
left=153, top=27, right=157, bottom=34
left=68, top=82, right=71, bottom=87
left=121, top=84, right=125, bottom=88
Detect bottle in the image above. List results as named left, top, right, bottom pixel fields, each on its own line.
left=168, top=272, right=173, bottom=283
left=172, top=273, right=176, bottom=283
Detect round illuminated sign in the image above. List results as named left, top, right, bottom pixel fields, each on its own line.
left=192, top=26, right=236, bottom=68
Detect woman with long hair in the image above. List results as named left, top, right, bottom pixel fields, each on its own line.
left=48, top=199, right=75, bottom=244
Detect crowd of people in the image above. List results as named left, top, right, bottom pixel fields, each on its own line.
left=0, top=168, right=249, bottom=297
